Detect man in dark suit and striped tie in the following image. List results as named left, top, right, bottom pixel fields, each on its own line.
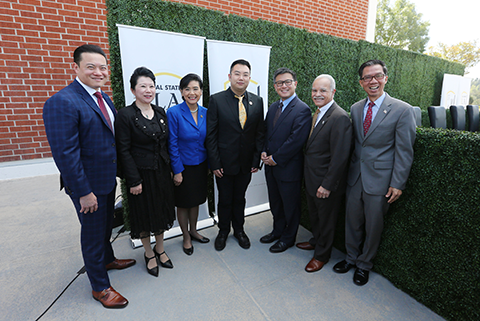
left=260, top=67, right=311, bottom=253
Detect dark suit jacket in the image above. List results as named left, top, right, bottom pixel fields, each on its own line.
left=304, top=102, right=352, bottom=197
left=347, top=93, right=416, bottom=195
left=43, top=79, right=117, bottom=197
left=264, top=95, right=311, bottom=181
left=115, top=103, right=170, bottom=188
left=206, top=87, right=264, bottom=175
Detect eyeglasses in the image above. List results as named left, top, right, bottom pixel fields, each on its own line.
left=360, top=73, right=385, bottom=82
left=274, top=79, right=294, bottom=87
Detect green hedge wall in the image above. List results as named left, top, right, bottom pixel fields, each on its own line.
left=106, top=0, right=464, bottom=114
left=301, top=130, right=480, bottom=321
left=106, top=1, right=474, bottom=320
left=375, top=128, right=480, bottom=320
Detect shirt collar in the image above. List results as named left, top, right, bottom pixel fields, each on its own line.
left=318, top=99, right=334, bottom=113
left=366, top=92, right=386, bottom=108
left=76, top=77, right=100, bottom=96
left=280, top=92, right=297, bottom=109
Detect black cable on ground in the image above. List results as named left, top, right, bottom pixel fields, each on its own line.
left=35, top=225, right=126, bottom=321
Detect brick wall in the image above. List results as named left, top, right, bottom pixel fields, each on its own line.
left=170, top=0, right=369, bottom=41
left=0, top=0, right=111, bottom=162
left=0, top=0, right=368, bottom=163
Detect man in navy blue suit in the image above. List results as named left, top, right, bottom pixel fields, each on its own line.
left=43, top=44, right=135, bottom=309
left=260, top=67, right=312, bottom=253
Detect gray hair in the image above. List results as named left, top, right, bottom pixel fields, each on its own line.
left=314, top=74, right=336, bottom=91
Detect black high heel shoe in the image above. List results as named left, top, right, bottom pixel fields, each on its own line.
left=154, top=247, right=174, bottom=269
left=190, top=233, right=210, bottom=244
left=144, top=253, right=159, bottom=277
left=183, top=245, right=194, bottom=255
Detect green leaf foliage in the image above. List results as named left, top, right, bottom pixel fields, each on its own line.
left=375, top=0, right=430, bottom=53
left=375, top=128, right=480, bottom=321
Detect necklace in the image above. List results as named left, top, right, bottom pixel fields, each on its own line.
left=190, top=107, right=198, bottom=113
left=141, top=109, right=153, bottom=119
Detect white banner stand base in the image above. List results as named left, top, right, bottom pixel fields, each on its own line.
left=129, top=202, right=270, bottom=248
left=130, top=215, right=218, bottom=248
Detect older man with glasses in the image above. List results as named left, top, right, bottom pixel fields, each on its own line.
left=333, top=59, right=416, bottom=286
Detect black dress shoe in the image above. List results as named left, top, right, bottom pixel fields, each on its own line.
left=190, top=233, right=210, bottom=243
left=353, top=268, right=369, bottom=286
left=183, top=246, right=194, bottom=255
left=215, top=233, right=228, bottom=251
left=269, top=241, right=292, bottom=253
left=234, top=231, right=251, bottom=249
left=153, top=247, right=174, bottom=269
left=260, top=232, right=280, bottom=244
left=333, top=260, right=356, bottom=274
left=144, top=253, right=159, bottom=277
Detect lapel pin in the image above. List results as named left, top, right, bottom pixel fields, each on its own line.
left=322, top=121, right=325, bottom=124
left=200, top=115, right=203, bottom=118
left=384, top=110, right=387, bottom=114
left=249, top=101, right=253, bottom=105
left=160, top=119, right=164, bottom=123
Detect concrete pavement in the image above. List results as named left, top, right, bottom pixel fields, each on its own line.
left=0, top=161, right=444, bottom=320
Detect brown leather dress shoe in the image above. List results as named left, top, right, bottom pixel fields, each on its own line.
left=106, top=258, right=136, bottom=271
left=92, top=287, right=128, bottom=309
left=305, top=257, right=326, bottom=273
left=296, top=241, right=315, bottom=250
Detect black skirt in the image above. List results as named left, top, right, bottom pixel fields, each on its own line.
left=174, top=160, right=207, bottom=208
left=127, top=161, right=175, bottom=239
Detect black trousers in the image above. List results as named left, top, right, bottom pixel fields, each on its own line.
left=215, top=172, right=252, bottom=234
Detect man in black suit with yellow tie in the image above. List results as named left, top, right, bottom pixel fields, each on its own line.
left=260, top=67, right=311, bottom=253
left=206, top=59, right=265, bottom=251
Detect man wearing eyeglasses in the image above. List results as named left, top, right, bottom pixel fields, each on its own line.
left=260, top=67, right=311, bottom=253
left=333, top=59, right=416, bottom=286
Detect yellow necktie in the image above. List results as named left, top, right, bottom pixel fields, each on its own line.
left=235, top=95, right=247, bottom=129
left=309, top=108, right=321, bottom=137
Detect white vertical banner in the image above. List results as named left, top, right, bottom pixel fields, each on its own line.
left=117, top=24, right=210, bottom=246
left=117, top=24, right=205, bottom=109
left=206, top=39, right=271, bottom=216
left=440, top=74, right=472, bottom=107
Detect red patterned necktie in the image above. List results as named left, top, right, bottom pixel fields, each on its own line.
left=94, top=91, right=113, bottom=132
left=363, top=101, right=374, bottom=135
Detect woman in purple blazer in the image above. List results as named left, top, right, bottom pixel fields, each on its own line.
left=167, top=73, right=209, bottom=256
